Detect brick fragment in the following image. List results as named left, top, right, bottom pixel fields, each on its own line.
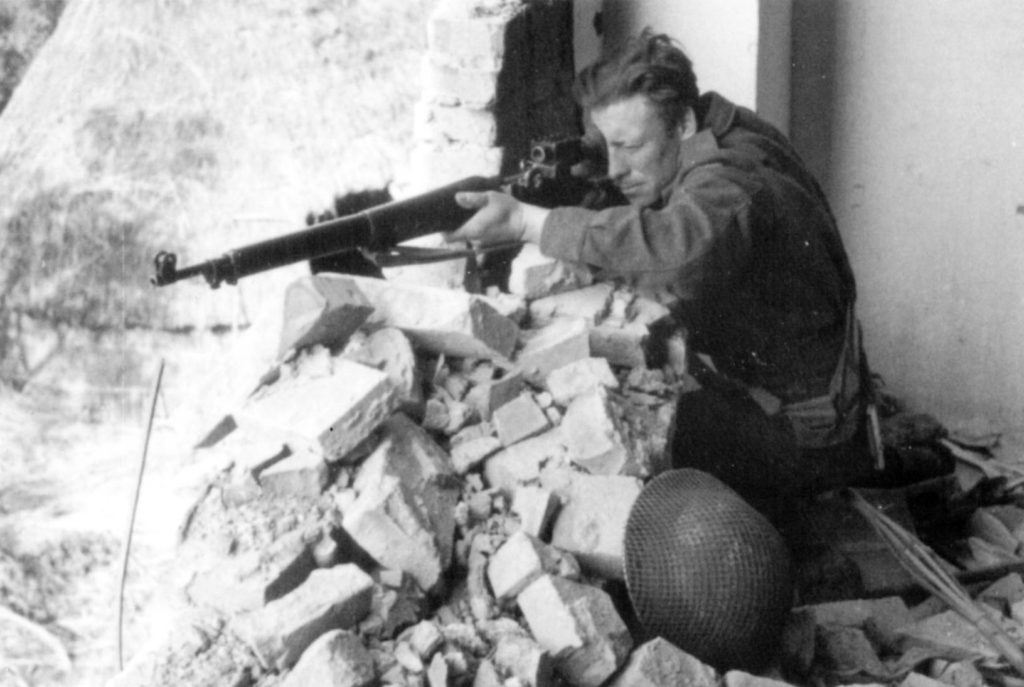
left=607, top=637, right=718, bottom=687
left=237, top=350, right=398, bottom=464
left=982, top=573, right=1024, bottom=614
left=483, top=427, right=570, bottom=492
left=897, top=610, right=1001, bottom=660
left=257, top=448, right=329, bottom=500
left=427, top=3, right=510, bottom=69
left=491, top=632, right=555, bottom=687
left=723, top=671, right=797, bottom=687
left=185, top=527, right=319, bottom=615
left=487, top=530, right=579, bottom=602
left=473, top=658, right=502, bottom=687
left=407, top=620, right=445, bottom=660
left=450, top=434, right=502, bottom=475
left=590, top=321, right=649, bottom=368
left=415, top=101, right=498, bottom=146
left=508, top=243, right=592, bottom=300
left=970, top=508, right=1021, bottom=553
left=511, top=485, right=559, bottom=539
left=546, top=357, right=619, bottom=407
left=280, top=629, right=375, bottom=687
left=321, top=273, right=518, bottom=360
left=233, top=564, right=373, bottom=670
left=514, top=317, right=589, bottom=385
left=427, top=652, right=449, bottom=687
left=560, top=387, right=634, bottom=476
left=343, top=415, right=459, bottom=591
left=492, top=392, right=550, bottom=446
left=279, top=274, right=374, bottom=357
left=465, top=369, right=524, bottom=421
left=340, top=327, right=423, bottom=410
left=421, top=53, right=501, bottom=107
left=517, top=575, right=632, bottom=687
left=528, top=284, right=613, bottom=328
left=987, top=504, right=1024, bottom=545
left=816, top=625, right=887, bottom=677
left=549, top=473, right=642, bottom=579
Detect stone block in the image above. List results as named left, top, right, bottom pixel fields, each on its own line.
left=280, top=629, right=375, bottom=687
left=414, top=101, right=498, bottom=146
left=279, top=274, right=374, bottom=357
left=607, top=637, right=718, bottom=687
left=987, top=504, right=1024, bottom=545
left=340, top=327, right=423, bottom=410
left=483, top=427, right=570, bottom=492
left=258, top=448, right=329, bottom=501
left=428, top=4, right=511, bottom=69
left=237, top=351, right=399, bottom=464
left=514, top=317, right=589, bottom=385
left=450, top=435, right=502, bottom=475
left=978, top=573, right=1024, bottom=613
left=590, top=321, right=649, bottom=368
left=803, top=596, right=913, bottom=632
left=233, top=564, right=373, bottom=670
left=528, top=283, right=613, bottom=328
left=421, top=53, right=501, bottom=107
left=465, top=369, right=524, bottom=421
left=970, top=508, right=1022, bottom=554
left=549, top=473, right=642, bottom=580
left=185, top=527, right=319, bottom=616
left=896, top=610, right=1001, bottom=661
left=816, top=625, right=887, bottom=677
left=724, top=671, right=797, bottom=687
left=327, top=273, right=518, bottom=360
left=492, top=393, right=550, bottom=446
left=546, top=357, right=619, bottom=407
left=512, top=485, right=560, bottom=539
left=517, top=575, right=632, bottom=687
left=487, top=530, right=579, bottom=602
left=344, top=415, right=460, bottom=591
left=560, top=387, right=633, bottom=476
left=508, top=243, right=593, bottom=300
left=491, top=632, right=555, bottom=687
left=899, top=673, right=947, bottom=687
left=406, top=620, right=445, bottom=660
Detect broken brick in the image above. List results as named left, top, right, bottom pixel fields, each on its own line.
left=238, top=351, right=399, bottom=464
left=607, top=637, right=718, bottom=687
left=546, top=357, right=619, bottom=407
left=341, top=327, right=423, bottom=411
left=528, top=283, right=613, bottom=328
left=482, top=428, right=570, bottom=492
left=549, top=473, right=642, bottom=580
left=508, top=243, right=592, bottom=300
left=233, top=564, right=373, bottom=670
left=511, top=485, right=560, bottom=540
left=280, top=629, right=375, bottom=687
left=514, top=317, right=590, bottom=385
left=517, top=574, right=632, bottom=687
left=323, top=273, right=519, bottom=360
left=487, top=530, right=579, bottom=602
left=491, top=393, right=550, bottom=446
left=279, top=274, right=374, bottom=357
left=343, top=415, right=460, bottom=591
left=465, top=369, right=524, bottom=421
left=491, top=631, right=555, bottom=687
left=257, top=448, right=329, bottom=501
left=560, top=387, right=634, bottom=476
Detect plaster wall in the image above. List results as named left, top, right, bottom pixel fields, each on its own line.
left=573, top=0, right=792, bottom=131
left=792, top=0, right=1024, bottom=428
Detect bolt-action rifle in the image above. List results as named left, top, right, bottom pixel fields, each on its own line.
left=151, top=138, right=609, bottom=289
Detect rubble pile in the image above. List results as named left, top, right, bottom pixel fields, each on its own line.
left=107, top=263, right=1024, bottom=687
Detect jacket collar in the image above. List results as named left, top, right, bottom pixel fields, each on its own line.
left=659, top=92, right=737, bottom=205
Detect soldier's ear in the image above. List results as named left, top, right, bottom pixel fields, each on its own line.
left=678, top=106, right=698, bottom=140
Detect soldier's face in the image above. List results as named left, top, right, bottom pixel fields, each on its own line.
left=591, top=94, right=693, bottom=208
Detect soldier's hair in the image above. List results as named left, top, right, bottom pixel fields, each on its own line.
left=575, top=28, right=699, bottom=131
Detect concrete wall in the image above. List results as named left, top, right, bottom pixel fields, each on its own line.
left=791, top=0, right=1024, bottom=428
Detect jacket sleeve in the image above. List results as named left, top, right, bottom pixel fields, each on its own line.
left=539, top=164, right=759, bottom=294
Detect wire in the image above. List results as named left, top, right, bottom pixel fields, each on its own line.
left=116, top=359, right=165, bottom=672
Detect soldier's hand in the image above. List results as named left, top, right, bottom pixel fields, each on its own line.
left=447, top=191, right=548, bottom=246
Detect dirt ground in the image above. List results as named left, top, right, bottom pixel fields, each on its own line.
left=0, top=382, right=218, bottom=687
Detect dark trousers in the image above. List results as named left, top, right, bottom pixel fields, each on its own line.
left=667, top=385, right=875, bottom=518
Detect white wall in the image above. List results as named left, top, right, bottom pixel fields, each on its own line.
left=574, top=0, right=791, bottom=131
left=793, top=0, right=1024, bottom=429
